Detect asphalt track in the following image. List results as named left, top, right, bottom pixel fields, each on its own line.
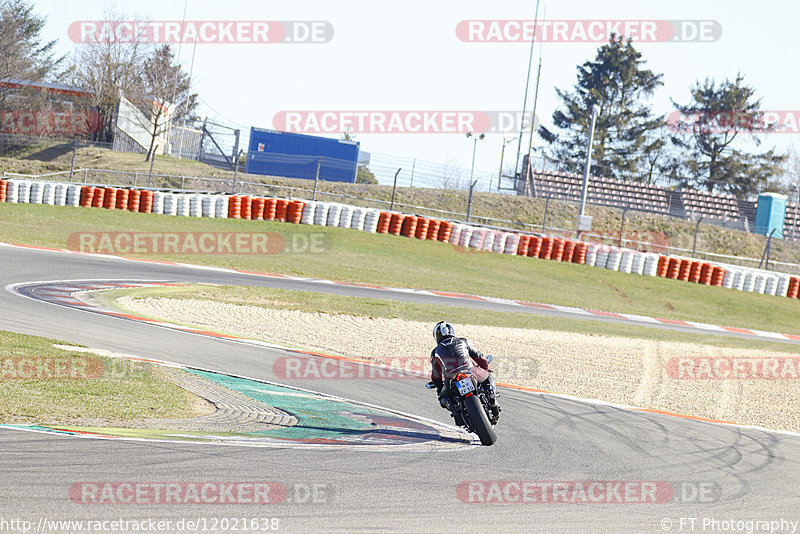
left=1, top=245, right=800, bottom=533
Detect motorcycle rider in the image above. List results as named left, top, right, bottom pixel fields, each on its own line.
left=430, top=321, right=500, bottom=422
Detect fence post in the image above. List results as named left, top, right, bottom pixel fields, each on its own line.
left=69, top=139, right=77, bottom=182
left=692, top=216, right=704, bottom=258
left=312, top=158, right=322, bottom=201
left=618, top=207, right=629, bottom=247
left=390, top=168, right=401, bottom=211
left=466, top=180, right=478, bottom=222
left=83, top=169, right=87, bottom=183
left=542, top=195, right=550, bottom=234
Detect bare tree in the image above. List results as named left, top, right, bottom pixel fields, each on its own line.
left=438, top=155, right=467, bottom=190
left=67, top=9, right=150, bottom=142
left=135, top=44, right=197, bottom=161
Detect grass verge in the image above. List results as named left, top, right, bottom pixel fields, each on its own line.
left=0, top=330, right=207, bottom=426
left=102, top=284, right=800, bottom=354
left=2, top=202, right=799, bottom=335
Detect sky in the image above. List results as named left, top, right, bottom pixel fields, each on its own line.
left=32, top=0, right=800, bottom=188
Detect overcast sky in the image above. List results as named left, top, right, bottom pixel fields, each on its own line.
left=34, top=0, right=800, bottom=186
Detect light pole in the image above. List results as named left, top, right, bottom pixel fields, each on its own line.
left=577, top=105, right=599, bottom=239
left=467, top=132, right=485, bottom=190
left=497, top=136, right=518, bottom=191
left=466, top=132, right=485, bottom=221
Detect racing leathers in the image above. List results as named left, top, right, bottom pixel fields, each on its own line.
left=430, top=335, right=497, bottom=408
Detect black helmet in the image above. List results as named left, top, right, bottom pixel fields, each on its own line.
left=433, top=321, right=455, bottom=343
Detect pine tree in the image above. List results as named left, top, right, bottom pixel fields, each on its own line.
left=670, top=74, right=785, bottom=197
left=538, top=34, right=664, bottom=180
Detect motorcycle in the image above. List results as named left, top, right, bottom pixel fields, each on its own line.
left=426, top=355, right=499, bottom=446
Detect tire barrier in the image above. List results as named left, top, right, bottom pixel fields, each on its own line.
left=561, top=239, right=575, bottom=263
left=677, top=259, right=691, bottom=282
left=5, top=180, right=18, bottom=203
left=401, top=215, right=418, bottom=238
left=539, top=237, right=554, bottom=260
left=788, top=277, right=800, bottom=299
left=338, top=205, right=354, bottom=228
left=572, top=242, right=588, bottom=265
left=437, top=221, right=453, bottom=243
left=363, top=208, right=380, bottom=233
left=162, top=193, right=177, bottom=216
left=527, top=236, right=542, bottom=258
left=458, top=226, right=474, bottom=248
left=299, top=200, right=316, bottom=224
left=7, top=179, right=800, bottom=301
left=114, top=188, right=129, bottom=210
left=152, top=191, right=165, bottom=215
left=91, top=187, right=105, bottom=208
left=376, top=211, right=391, bottom=234
left=426, top=219, right=440, bottom=240
left=127, top=189, right=140, bottom=212
left=350, top=207, right=367, bottom=231
left=102, top=188, right=117, bottom=209
left=388, top=213, right=405, bottom=236
left=275, top=199, right=289, bottom=222
left=139, top=190, right=154, bottom=214
left=584, top=243, right=599, bottom=267
left=175, top=193, right=189, bottom=217
left=240, top=195, right=252, bottom=220
left=550, top=238, right=564, bottom=261
left=263, top=198, right=277, bottom=221
left=503, top=233, right=519, bottom=254
left=688, top=261, right=702, bottom=283
left=287, top=200, right=305, bottom=224
left=17, top=180, right=30, bottom=203
left=29, top=181, right=43, bottom=204
left=414, top=217, right=429, bottom=239
left=80, top=185, right=94, bottom=208
left=314, top=202, right=331, bottom=227
left=481, top=231, right=495, bottom=252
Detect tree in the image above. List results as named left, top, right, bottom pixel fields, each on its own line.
left=670, top=74, right=785, bottom=197
left=0, top=0, right=62, bottom=104
left=67, top=9, right=150, bottom=142
left=538, top=34, right=664, bottom=180
left=355, top=165, right=377, bottom=184
left=137, top=44, right=198, bottom=161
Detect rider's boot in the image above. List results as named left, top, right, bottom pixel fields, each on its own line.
left=485, top=374, right=498, bottom=407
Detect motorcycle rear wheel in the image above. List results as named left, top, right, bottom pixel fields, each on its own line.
left=464, top=394, right=497, bottom=446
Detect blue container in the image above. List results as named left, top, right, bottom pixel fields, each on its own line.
left=754, top=193, right=786, bottom=238
left=245, top=128, right=359, bottom=183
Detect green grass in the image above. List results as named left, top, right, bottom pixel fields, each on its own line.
left=102, top=284, right=800, bottom=354
left=3, top=142, right=800, bottom=265
left=0, top=330, right=205, bottom=425
left=2, top=202, right=799, bottom=336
